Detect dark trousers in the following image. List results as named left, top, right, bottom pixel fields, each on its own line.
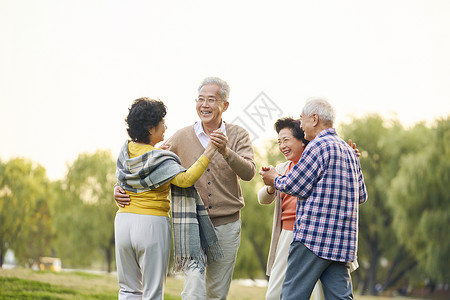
left=281, top=241, right=353, bottom=300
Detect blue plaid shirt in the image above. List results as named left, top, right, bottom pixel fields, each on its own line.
left=274, top=128, right=368, bottom=262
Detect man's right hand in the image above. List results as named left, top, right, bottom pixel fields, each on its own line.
left=114, top=185, right=131, bottom=208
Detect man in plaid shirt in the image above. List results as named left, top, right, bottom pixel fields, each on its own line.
left=260, top=97, right=368, bottom=300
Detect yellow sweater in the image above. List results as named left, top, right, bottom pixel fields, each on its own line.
left=117, top=142, right=210, bottom=217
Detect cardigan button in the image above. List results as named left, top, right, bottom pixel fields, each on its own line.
left=208, top=193, right=212, bottom=197
left=208, top=205, right=212, bottom=209
left=208, top=182, right=211, bottom=185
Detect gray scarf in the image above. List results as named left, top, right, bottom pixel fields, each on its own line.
left=116, top=140, right=223, bottom=271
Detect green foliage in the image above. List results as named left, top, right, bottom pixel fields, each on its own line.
left=388, top=117, right=450, bottom=282
left=339, top=115, right=424, bottom=294
left=235, top=179, right=271, bottom=279
left=235, top=139, right=285, bottom=279
left=0, top=158, right=53, bottom=267
left=338, top=114, right=450, bottom=293
left=51, top=150, right=117, bottom=272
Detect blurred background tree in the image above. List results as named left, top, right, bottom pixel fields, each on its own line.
left=235, top=141, right=284, bottom=279
left=51, top=150, right=117, bottom=272
left=388, top=117, right=450, bottom=285
left=0, top=158, right=53, bottom=267
left=339, top=115, right=430, bottom=295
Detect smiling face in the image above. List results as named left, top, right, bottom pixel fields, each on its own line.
left=149, top=118, right=166, bottom=146
left=196, top=84, right=229, bottom=129
left=300, top=113, right=316, bottom=141
left=277, top=128, right=306, bottom=163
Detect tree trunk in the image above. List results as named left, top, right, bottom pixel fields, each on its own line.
left=382, top=246, right=417, bottom=291
left=365, top=238, right=380, bottom=295
left=105, top=233, right=115, bottom=273
left=106, top=247, right=112, bottom=273
left=249, top=236, right=268, bottom=279
left=0, top=246, right=4, bottom=268
left=383, top=260, right=417, bottom=291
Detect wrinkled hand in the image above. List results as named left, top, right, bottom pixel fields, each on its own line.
left=259, top=165, right=278, bottom=187
left=348, top=139, right=360, bottom=157
left=210, top=129, right=230, bottom=158
left=114, top=185, right=131, bottom=208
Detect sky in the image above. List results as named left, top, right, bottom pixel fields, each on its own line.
left=1, top=0, right=449, bottom=180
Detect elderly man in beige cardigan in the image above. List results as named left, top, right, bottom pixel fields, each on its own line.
left=115, top=77, right=256, bottom=300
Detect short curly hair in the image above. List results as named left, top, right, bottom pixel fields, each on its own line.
left=125, top=97, right=167, bottom=144
left=274, top=117, right=309, bottom=145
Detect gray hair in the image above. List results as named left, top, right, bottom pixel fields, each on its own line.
left=302, top=97, right=336, bottom=124
left=198, top=77, right=230, bottom=102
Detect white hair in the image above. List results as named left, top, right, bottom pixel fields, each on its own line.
left=198, top=77, right=230, bottom=102
left=302, top=97, right=336, bottom=124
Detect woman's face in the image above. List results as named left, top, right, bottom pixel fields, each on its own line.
left=150, top=118, right=167, bottom=146
left=277, top=128, right=305, bottom=163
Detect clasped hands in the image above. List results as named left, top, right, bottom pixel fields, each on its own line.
left=259, top=139, right=360, bottom=190
left=259, top=165, right=279, bottom=187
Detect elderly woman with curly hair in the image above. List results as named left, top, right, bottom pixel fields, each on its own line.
left=114, top=97, right=221, bottom=300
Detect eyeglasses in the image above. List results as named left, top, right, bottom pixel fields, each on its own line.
left=195, top=97, right=219, bottom=105
left=277, top=137, right=292, bottom=146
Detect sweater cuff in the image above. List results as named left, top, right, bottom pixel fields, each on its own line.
left=199, top=154, right=210, bottom=166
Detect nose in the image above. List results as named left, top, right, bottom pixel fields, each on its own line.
left=200, top=101, right=210, bottom=108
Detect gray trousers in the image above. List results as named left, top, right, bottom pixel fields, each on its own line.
left=115, top=213, right=171, bottom=300
left=182, top=219, right=241, bottom=300
left=281, top=242, right=353, bottom=300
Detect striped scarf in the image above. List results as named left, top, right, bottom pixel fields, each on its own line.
left=116, top=140, right=223, bottom=272
left=171, top=185, right=223, bottom=272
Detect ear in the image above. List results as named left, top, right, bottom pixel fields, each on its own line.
left=312, top=114, right=319, bottom=127
left=222, top=101, right=230, bottom=112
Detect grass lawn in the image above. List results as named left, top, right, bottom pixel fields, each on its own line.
left=0, top=267, right=427, bottom=300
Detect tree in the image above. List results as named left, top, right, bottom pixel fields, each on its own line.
left=0, top=158, right=52, bottom=267
left=235, top=139, right=285, bottom=279
left=388, top=117, right=450, bottom=284
left=339, top=115, right=424, bottom=294
left=52, top=150, right=117, bottom=272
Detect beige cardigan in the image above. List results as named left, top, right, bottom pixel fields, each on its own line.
left=167, top=122, right=256, bottom=226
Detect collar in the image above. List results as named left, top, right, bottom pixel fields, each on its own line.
left=316, top=127, right=336, bottom=139
left=194, top=120, right=227, bottom=138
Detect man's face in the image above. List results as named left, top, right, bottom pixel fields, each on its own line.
left=300, top=113, right=315, bottom=141
left=196, top=84, right=229, bottom=127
